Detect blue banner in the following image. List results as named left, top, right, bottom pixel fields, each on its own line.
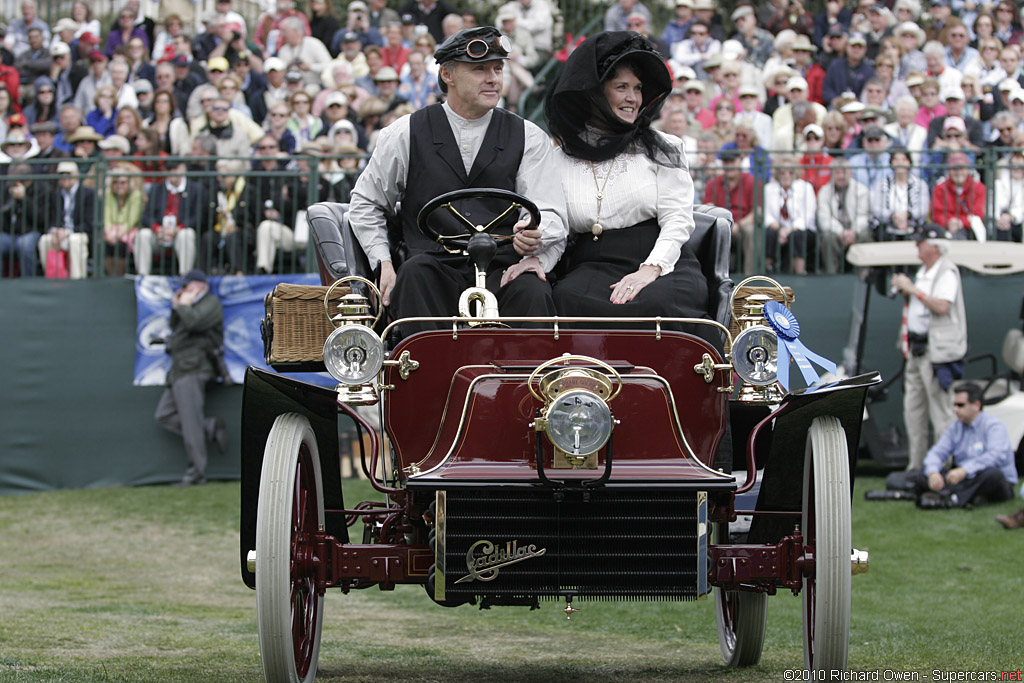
left=134, top=273, right=333, bottom=387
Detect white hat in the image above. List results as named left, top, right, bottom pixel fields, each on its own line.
left=683, top=79, right=705, bottom=93
left=674, top=65, right=696, bottom=82
left=721, top=39, right=745, bottom=60
left=98, top=135, right=131, bottom=154
left=373, top=66, right=399, bottom=82
left=50, top=41, right=70, bottom=57
left=840, top=100, right=866, bottom=113
left=52, top=17, right=79, bottom=33
left=731, top=5, right=754, bottom=21
left=940, top=86, right=965, bottom=101
left=1011, top=90, right=1024, bottom=104
left=326, top=91, right=349, bottom=107
left=803, top=123, right=824, bottom=138
left=896, top=21, right=925, bottom=44
left=56, top=161, right=79, bottom=174
left=942, top=115, right=967, bottom=131
left=786, top=76, right=808, bottom=91
left=263, top=57, right=285, bottom=72
left=496, top=6, right=516, bottom=22
left=348, top=0, right=368, bottom=11
left=739, top=84, right=759, bottom=97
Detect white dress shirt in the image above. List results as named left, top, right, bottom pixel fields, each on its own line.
left=554, top=132, right=695, bottom=275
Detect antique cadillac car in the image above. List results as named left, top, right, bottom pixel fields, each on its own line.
left=239, top=194, right=878, bottom=682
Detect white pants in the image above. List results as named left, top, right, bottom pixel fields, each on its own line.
left=134, top=228, right=197, bottom=276
left=903, top=354, right=956, bottom=471
left=255, top=219, right=294, bottom=273
left=37, top=232, right=89, bottom=279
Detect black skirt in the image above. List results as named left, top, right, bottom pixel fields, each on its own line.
left=553, top=221, right=709, bottom=328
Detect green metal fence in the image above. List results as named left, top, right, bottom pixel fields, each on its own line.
left=3, top=149, right=1022, bottom=280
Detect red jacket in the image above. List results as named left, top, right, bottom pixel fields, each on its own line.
left=931, top=175, right=986, bottom=228
left=800, top=152, right=833, bottom=193
left=703, top=173, right=756, bottom=224
left=806, top=63, right=826, bottom=106
left=0, top=64, right=20, bottom=105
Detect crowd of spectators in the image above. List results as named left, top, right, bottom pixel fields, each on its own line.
left=2, top=0, right=1024, bottom=278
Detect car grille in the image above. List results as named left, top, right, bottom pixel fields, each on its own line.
left=437, top=488, right=707, bottom=601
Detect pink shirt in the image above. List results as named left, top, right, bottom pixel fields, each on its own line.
left=915, top=103, right=947, bottom=130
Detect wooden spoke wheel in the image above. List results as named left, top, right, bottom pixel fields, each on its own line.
left=256, top=413, right=325, bottom=683
left=801, top=415, right=852, bottom=672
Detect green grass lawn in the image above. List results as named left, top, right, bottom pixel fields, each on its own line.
left=0, top=476, right=1021, bottom=682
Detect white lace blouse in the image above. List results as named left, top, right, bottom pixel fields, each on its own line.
left=554, top=132, right=695, bottom=276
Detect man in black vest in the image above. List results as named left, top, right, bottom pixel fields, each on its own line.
left=349, top=26, right=567, bottom=334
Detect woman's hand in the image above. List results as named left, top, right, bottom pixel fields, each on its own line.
left=610, top=264, right=660, bottom=304
left=500, top=256, right=545, bottom=286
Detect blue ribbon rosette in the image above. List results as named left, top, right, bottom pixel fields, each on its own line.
left=763, top=301, right=837, bottom=391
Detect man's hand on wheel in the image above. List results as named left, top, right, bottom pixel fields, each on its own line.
left=512, top=217, right=541, bottom=256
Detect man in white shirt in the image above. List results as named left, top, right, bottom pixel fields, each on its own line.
left=763, top=158, right=817, bottom=275
left=817, top=158, right=871, bottom=274
left=350, top=27, right=566, bottom=334
left=890, top=227, right=967, bottom=471
left=499, top=0, right=553, bottom=63
left=277, top=16, right=332, bottom=88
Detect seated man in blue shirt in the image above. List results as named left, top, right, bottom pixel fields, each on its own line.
left=911, top=381, right=1018, bottom=508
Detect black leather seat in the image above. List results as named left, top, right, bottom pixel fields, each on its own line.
left=689, top=203, right=735, bottom=330
left=306, top=201, right=734, bottom=328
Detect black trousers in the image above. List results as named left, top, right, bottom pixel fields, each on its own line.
left=390, top=249, right=555, bottom=336
left=909, top=466, right=1015, bottom=507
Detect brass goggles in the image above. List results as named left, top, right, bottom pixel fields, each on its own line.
left=465, top=35, right=512, bottom=59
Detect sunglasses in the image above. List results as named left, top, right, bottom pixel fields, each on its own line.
left=208, top=68, right=225, bottom=74
left=945, top=131, right=963, bottom=136
left=806, top=133, right=820, bottom=140
left=328, top=102, right=343, bottom=108
left=211, top=106, right=229, bottom=111
left=865, top=136, right=882, bottom=142
left=953, top=402, right=968, bottom=407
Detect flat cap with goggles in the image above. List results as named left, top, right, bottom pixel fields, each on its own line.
left=434, top=27, right=511, bottom=92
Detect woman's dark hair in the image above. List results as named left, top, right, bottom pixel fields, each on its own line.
left=545, top=32, right=679, bottom=165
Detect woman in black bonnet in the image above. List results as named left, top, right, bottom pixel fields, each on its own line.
left=544, top=32, right=708, bottom=324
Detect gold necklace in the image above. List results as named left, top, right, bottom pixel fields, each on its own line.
left=588, top=159, right=613, bottom=241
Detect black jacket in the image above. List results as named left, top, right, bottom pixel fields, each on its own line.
left=143, top=179, right=207, bottom=231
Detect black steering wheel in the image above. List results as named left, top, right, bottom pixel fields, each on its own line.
left=416, top=188, right=541, bottom=251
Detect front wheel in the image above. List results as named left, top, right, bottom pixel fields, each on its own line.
left=802, top=415, right=852, bottom=672
left=715, top=586, right=768, bottom=666
left=256, top=413, right=325, bottom=683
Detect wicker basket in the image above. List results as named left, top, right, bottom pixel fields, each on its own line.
left=729, top=285, right=796, bottom=340
left=263, top=283, right=351, bottom=370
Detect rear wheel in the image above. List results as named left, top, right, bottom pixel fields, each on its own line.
left=802, top=415, right=852, bottom=671
left=256, top=413, right=325, bottom=683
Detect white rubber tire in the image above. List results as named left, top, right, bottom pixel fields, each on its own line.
left=715, top=586, right=768, bottom=667
left=802, top=415, right=852, bottom=672
left=256, top=413, right=325, bottom=683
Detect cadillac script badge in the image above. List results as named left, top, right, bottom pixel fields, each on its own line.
left=454, top=539, right=547, bottom=584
